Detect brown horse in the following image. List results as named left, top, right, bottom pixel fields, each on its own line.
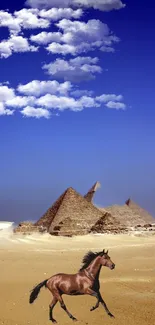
left=29, top=249, right=115, bottom=323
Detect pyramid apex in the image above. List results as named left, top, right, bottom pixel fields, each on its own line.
left=125, top=198, right=131, bottom=206
left=84, top=181, right=101, bottom=203
left=66, top=187, right=74, bottom=192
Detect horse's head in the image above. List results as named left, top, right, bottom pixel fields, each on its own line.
left=100, top=250, right=115, bottom=270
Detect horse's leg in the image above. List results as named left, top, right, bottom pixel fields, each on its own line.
left=49, top=296, right=58, bottom=323
left=98, top=292, right=114, bottom=318
left=87, top=289, right=114, bottom=318
left=90, top=299, right=100, bottom=312
left=57, top=294, right=77, bottom=321
left=86, top=288, right=100, bottom=312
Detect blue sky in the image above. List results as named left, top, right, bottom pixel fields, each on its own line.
left=0, top=0, right=155, bottom=222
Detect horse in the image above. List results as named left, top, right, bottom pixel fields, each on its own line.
left=29, top=249, right=115, bottom=323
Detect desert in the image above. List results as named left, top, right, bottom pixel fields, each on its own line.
left=0, top=231, right=155, bottom=325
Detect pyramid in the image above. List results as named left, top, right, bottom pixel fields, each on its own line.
left=34, top=189, right=68, bottom=229
left=90, top=211, right=122, bottom=233
left=125, top=199, right=154, bottom=224
left=49, top=188, right=105, bottom=236
left=35, top=187, right=105, bottom=236
left=84, top=181, right=101, bottom=203
left=102, top=204, right=152, bottom=227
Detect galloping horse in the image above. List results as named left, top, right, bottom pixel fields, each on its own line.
left=29, top=249, right=115, bottom=323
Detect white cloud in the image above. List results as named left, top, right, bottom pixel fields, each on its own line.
left=74, top=0, right=126, bottom=11
left=0, top=7, right=120, bottom=58
left=96, top=94, right=123, bottom=102
left=41, top=19, right=119, bottom=56
left=26, top=0, right=72, bottom=8
left=96, top=94, right=125, bottom=110
left=100, top=45, right=115, bottom=52
left=0, top=102, right=14, bottom=116
left=0, top=8, right=82, bottom=37
left=0, top=35, right=38, bottom=58
left=36, top=94, right=100, bottom=111
left=14, top=8, right=50, bottom=30
left=0, top=11, right=21, bottom=34
left=79, top=95, right=99, bottom=108
left=0, top=85, right=15, bottom=101
left=105, top=101, right=126, bottom=109
left=17, top=80, right=72, bottom=96
left=57, top=19, right=110, bottom=43
left=36, top=94, right=81, bottom=110
left=25, top=0, right=125, bottom=12
left=30, top=19, right=119, bottom=56
left=0, top=9, right=50, bottom=35
left=46, top=42, right=76, bottom=55
left=9, top=35, right=38, bottom=52
left=0, top=81, right=126, bottom=118
left=30, top=31, right=63, bottom=44
left=70, top=89, right=94, bottom=97
left=0, top=41, right=12, bottom=59
left=39, top=8, right=83, bottom=20
left=5, top=96, right=35, bottom=108
left=21, top=106, right=51, bottom=118
left=43, top=56, right=102, bottom=82
left=54, top=19, right=119, bottom=54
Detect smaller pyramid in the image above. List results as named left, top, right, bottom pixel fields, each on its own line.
left=101, top=205, right=146, bottom=227
left=90, top=212, right=121, bottom=233
left=84, top=181, right=101, bottom=203
left=125, top=198, right=154, bottom=224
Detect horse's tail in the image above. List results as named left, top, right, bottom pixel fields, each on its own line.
left=29, top=279, right=48, bottom=304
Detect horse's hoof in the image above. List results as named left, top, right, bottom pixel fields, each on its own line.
left=50, top=318, right=57, bottom=323
left=90, top=307, right=95, bottom=311
left=108, top=313, right=115, bottom=318
left=72, top=317, right=77, bottom=322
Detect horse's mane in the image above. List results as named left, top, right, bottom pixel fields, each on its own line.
left=79, top=250, right=105, bottom=271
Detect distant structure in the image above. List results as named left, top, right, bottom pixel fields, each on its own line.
left=101, top=205, right=145, bottom=227
left=84, top=182, right=101, bottom=203
left=35, top=187, right=106, bottom=236
left=125, top=198, right=154, bottom=224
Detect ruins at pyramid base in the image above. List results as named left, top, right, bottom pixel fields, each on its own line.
left=14, top=183, right=155, bottom=236
left=13, top=222, right=47, bottom=234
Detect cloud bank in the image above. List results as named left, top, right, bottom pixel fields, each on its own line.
left=0, top=82, right=126, bottom=118
left=0, top=0, right=127, bottom=119
left=26, top=0, right=125, bottom=12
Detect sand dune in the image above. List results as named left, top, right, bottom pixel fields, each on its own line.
left=0, top=230, right=155, bottom=325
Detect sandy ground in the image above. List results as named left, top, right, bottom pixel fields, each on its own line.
left=0, top=232, right=155, bottom=325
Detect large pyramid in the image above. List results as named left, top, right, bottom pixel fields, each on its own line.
left=84, top=181, right=101, bottom=203
left=35, top=187, right=106, bottom=236
left=125, top=199, right=154, bottom=224
left=34, top=189, right=68, bottom=229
